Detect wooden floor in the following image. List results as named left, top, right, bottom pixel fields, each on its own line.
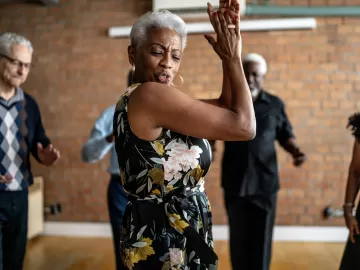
left=24, top=236, right=345, bottom=270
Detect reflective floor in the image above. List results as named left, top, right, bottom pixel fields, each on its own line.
left=24, top=236, right=345, bottom=270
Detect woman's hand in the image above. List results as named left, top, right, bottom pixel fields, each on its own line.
left=205, top=0, right=242, bottom=61
left=344, top=210, right=359, bottom=243
left=219, top=0, right=240, bottom=21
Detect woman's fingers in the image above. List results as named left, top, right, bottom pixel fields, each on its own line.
left=219, top=0, right=226, bottom=9
left=213, top=11, right=223, bottom=36
left=207, top=2, right=215, bottom=27
left=218, top=12, right=230, bottom=34
left=234, top=11, right=240, bottom=36
left=225, top=11, right=234, bottom=32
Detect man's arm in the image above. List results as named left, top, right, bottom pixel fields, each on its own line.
left=81, top=105, right=115, bottom=163
left=276, top=101, right=306, bottom=166
left=31, top=100, right=51, bottom=163
left=280, top=137, right=300, bottom=155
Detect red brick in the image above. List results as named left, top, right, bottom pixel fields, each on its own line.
left=310, top=0, right=327, bottom=5
left=299, top=215, right=315, bottom=225
left=294, top=0, right=311, bottom=5
left=277, top=215, right=298, bottom=225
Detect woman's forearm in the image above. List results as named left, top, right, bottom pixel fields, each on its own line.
left=224, top=57, right=256, bottom=134
left=345, top=170, right=360, bottom=207
left=217, top=61, right=231, bottom=108
left=226, top=58, right=253, bottom=112
left=199, top=62, right=231, bottom=108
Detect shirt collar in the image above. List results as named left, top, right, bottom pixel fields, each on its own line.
left=256, top=90, right=270, bottom=104
left=0, top=87, right=25, bottom=107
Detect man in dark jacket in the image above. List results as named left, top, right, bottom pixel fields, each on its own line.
left=215, top=53, right=306, bottom=270
left=0, top=32, right=60, bottom=270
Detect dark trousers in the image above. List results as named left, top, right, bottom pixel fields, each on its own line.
left=107, top=175, right=128, bottom=270
left=0, top=190, right=28, bottom=270
left=339, top=201, right=360, bottom=270
left=225, top=194, right=277, bottom=270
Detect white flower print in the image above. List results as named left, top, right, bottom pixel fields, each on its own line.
left=162, top=157, right=182, bottom=182
left=169, top=248, right=183, bottom=266
left=173, top=170, right=183, bottom=181
left=162, top=141, right=203, bottom=182
left=167, top=142, right=203, bottom=171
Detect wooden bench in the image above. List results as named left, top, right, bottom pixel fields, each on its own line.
left=27, top=176, right=44, bottom=239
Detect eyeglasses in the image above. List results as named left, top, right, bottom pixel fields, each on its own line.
left=0, top=53, right=33, bottom=70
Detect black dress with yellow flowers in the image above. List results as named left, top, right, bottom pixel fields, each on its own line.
left=113, top=84, right=218, bottom=270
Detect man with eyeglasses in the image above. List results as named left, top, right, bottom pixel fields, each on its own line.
left=0, top=32, right=60, bottom=270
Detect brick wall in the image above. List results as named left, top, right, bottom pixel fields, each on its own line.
left=0, top=0, right=359, bottom=225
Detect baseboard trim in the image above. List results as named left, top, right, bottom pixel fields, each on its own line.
left=43, top=222, right=349, bottom=242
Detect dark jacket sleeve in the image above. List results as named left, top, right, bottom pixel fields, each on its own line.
left=276, top=99, right=295, bottom=145
left=30, top=97, right=51, bottom=163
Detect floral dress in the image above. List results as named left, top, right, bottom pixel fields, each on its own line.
left=113, top=84, right=218, bottom=270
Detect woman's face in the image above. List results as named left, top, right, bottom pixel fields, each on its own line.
left=129, top=27, right=183, bottom=86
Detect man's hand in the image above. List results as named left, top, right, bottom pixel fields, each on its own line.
left=105, top=133, right=114, bottom=143
left=37, top=143, right=60, bottom=166
left=292, top=149, right=306, bottom=167
left=0, top=174, right=12, bottom=184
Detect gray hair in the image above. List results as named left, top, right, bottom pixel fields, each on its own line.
left=0, top=32, right=33, bottom=56
left=243, top=53, right=267, bottom=75
left=130, top=10, right=187, bottom=50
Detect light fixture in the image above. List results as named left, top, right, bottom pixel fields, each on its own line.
left=108, top=17, right=317, bottom=38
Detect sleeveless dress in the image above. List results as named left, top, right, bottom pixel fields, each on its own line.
left=113, top=84, right=218, bottom=270
left=339, top=112, right=360, bottom=270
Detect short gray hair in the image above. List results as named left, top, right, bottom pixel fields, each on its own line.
left=130, top=10, right=187, bottom=50
left=0, top=32, right=33, bottom=56
left=243, top=53, right=267, bottom=74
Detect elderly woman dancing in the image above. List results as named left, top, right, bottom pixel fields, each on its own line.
left=113, top=0, right=256, bottom=269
